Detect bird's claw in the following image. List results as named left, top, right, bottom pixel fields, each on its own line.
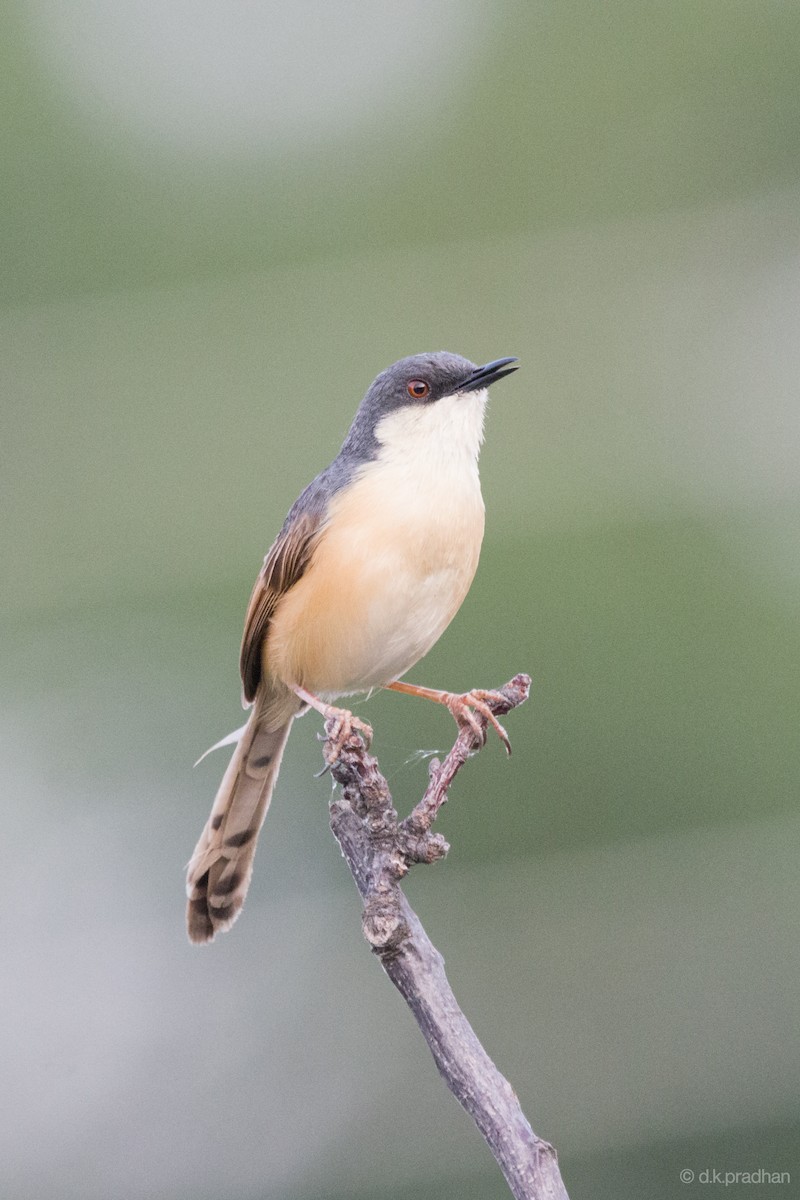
left=319, top=706, right=373, bottom=772
left=445, top=689, right=512, bottom=755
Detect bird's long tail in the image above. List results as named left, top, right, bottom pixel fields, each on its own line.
left=186, top=705, right=293, bottom=943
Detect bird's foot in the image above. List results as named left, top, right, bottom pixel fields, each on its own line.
left=386, top=679, right=512, bottom=754
left=444, top=689, right=512, bottom=755
left=292, top=685, right=373, bottom=775
left=322, top=705, right=373, bottom=765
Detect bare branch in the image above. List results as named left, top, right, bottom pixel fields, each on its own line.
left=324, top=674, right=570, bottom=1200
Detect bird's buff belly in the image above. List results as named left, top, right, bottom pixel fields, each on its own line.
left=263, top=474, right=484, bottom=699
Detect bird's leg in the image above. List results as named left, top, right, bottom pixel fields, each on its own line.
left=291, top=685, right=373, bottom=766
left=386, top=680, right=512, bottom=755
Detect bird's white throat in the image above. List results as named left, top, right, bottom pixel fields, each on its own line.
left=372, top=387, right=487, bottom=480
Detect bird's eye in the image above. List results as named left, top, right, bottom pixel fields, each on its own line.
left=407, top=379, right=430, bottom=399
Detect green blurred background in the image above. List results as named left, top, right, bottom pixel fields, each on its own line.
left=2, top=2, right=799, bottom=1197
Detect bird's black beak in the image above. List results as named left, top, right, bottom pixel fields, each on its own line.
left=458, top=357, right=519, bottom=393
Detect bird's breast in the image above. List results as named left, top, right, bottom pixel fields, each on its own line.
left=265, top=453, right=485, bottom=697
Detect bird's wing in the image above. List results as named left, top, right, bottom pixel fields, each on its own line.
left=239, top=506, right=326, bottom=703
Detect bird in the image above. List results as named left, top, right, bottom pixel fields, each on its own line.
left=186, top=350, right=519, bottom=943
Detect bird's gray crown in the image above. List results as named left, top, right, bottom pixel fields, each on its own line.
left=368, top=351, right=479, bottom=408
left=342, top=351, right=479, bottom=461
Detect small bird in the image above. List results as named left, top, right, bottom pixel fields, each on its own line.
left=186, top=351, right=519, bottom=943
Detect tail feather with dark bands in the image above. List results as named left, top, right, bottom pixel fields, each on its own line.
left=186, top=710, right=292, bottom=943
